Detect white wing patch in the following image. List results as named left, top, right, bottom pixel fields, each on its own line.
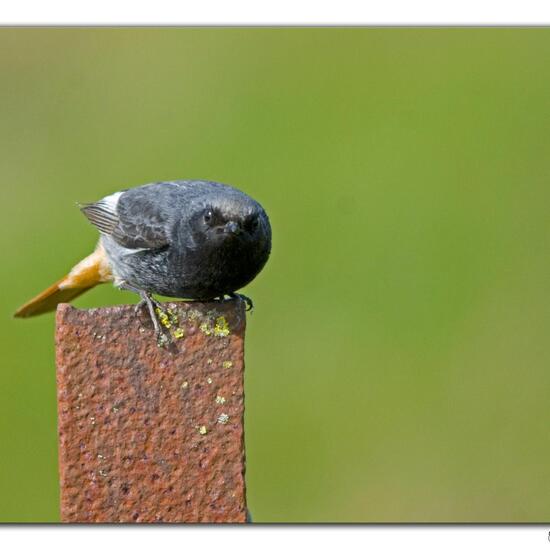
left=101, top=191, right=123, bottom=210
left=80, top=191, right=123, bottom=235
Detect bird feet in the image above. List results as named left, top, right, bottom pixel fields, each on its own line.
left=119, top=281, right=253, bottom=346
left=134, top=291, right=174, bottom=346
left=220, top=292, right=254, bottom=312
left=118, top=281, right=172, bottom=346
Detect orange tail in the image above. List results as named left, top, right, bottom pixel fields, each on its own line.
left=14, top=280, right=95, bottom=318
left=14, top=244, right=113, bottom=318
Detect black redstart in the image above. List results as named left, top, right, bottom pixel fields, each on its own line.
left=15, top=180, right=272, bottom=341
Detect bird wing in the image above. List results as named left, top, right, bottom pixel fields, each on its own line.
left=80, top=188, right=170, bottom=250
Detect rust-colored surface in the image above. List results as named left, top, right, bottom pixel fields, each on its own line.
left=55, top=300, right=247, bottom=523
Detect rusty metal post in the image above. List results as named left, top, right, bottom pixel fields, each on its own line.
left=55, top=300, right=247, bottom=523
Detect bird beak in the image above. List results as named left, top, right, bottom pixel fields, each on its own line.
left=224, top=221, right=241, bottom=235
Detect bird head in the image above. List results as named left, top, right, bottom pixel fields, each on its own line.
left=189, top=194, right=271, bottom=249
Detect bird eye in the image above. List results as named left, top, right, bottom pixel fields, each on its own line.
left=245, top=216, right=259, bottom=232
left=204, top=210, right=213, bottom=224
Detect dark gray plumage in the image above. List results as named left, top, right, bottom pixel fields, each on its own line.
left=81, top=180, right=272, bottom=301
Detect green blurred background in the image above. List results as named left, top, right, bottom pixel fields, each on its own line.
left=1, top=28, right=550, bottom=522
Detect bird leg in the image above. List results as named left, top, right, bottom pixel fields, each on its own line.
left=117, top=281, right=169, bottom=345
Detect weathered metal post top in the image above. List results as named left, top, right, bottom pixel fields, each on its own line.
left=55, top=300, right=247, bottom=523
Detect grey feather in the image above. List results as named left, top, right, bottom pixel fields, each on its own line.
left=87, top=180, right=271, bottom=300
left=80, top=201, right=119, bottom=235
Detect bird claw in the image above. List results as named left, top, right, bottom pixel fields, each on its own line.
left=156, top=331, right=170, bottom=347
left=135, top=292, right=172, bottom=346
left=134, top=300, right=146, bottom=315
left=119, top=281, right=173, bottom=346
left=228, top=293, right=254, bottom=312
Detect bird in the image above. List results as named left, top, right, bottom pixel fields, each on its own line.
left=14, top=180, right=272, bottom=341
